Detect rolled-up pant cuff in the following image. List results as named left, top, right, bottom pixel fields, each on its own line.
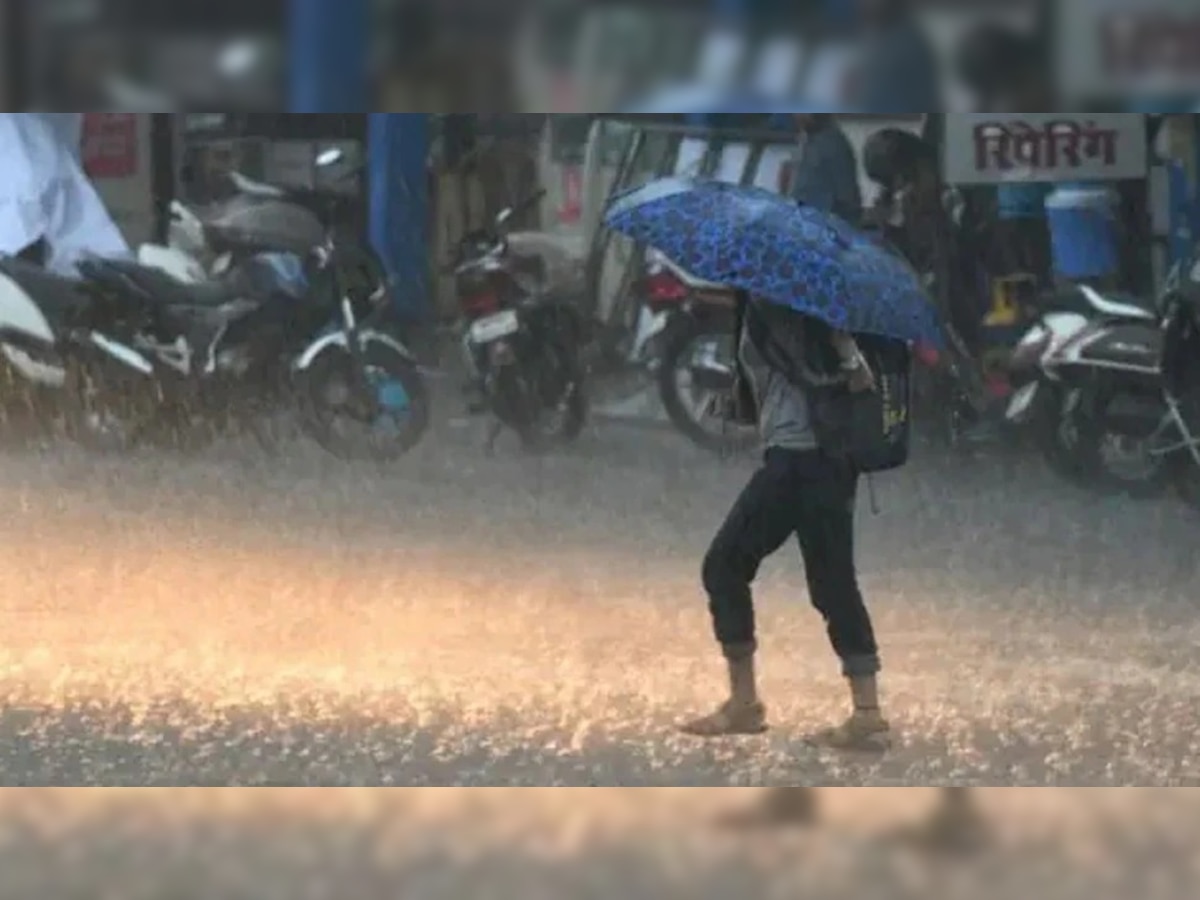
left=841, top=654, right=881, bottom=678
left=721, top=641, right=758, bottom=662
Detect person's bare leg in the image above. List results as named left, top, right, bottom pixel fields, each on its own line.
left=680, top=643, right=767, bottom=736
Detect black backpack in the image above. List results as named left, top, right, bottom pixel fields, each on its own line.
left=823, top=333, right=913, bottom=474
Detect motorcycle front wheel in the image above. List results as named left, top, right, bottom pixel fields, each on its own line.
left=298, top=340, right=430, bottom=461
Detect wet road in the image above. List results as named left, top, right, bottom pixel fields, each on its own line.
left=0, top=401, right=1198, bottom=787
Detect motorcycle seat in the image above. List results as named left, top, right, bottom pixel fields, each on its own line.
left=80, top=259, right=241, bottom=309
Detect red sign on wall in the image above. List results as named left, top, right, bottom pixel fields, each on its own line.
left=82, top=114, right=139, bottom=179
left=559, top=165, right=583, bottom=224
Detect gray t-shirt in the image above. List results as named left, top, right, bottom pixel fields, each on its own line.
left=738, top=325, right=817, bottom=452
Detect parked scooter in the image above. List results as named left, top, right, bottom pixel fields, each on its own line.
left=1006, top=279, right=1169, bottom=495
left=448, top=191, right=591, bottom=452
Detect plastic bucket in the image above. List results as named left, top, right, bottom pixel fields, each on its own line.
left=1044, top=186, right=1119, bottom=280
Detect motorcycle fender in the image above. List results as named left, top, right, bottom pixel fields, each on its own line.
left=294, top=329, right=415, bottom=372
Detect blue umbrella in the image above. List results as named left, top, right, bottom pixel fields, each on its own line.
left=604, top=176, right=942, bottom=346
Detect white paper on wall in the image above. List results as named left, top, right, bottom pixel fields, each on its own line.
left=674, top=138, right=709, bottom=177
left=714, top=143, right=752, bottom=183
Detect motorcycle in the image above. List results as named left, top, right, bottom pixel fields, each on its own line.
left=0, top=254, right=168, bottom=448
left=638, top=254, right=757, bottom=453
left=449, top=191, right=590, bottom=452
left=1006, top=281, right=1168, bottom=495
left=3, top=181, right=430, bottom=459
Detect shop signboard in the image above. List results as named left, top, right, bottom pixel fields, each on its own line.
left=943, top=113, right=1149, bottom=185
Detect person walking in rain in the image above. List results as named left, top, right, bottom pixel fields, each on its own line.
left=678, top=292, right=988, bottom=846
left=679, top=296, right=889, bottom=749
left=603, top=171, right=984, bottom=842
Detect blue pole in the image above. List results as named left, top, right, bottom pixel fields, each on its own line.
left=287, top=1, right=430, bottom=317
left=288, top=0, right=368, bottom=112
left=368, top=114, right=431, bottom=319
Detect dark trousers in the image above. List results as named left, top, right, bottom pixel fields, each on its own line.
left=702, top=448, right=880, bottom=678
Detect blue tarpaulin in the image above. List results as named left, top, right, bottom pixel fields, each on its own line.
left=368, top=114, right=431, bottom=318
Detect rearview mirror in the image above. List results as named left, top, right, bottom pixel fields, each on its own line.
left=316, top=148, right=344, bottom=167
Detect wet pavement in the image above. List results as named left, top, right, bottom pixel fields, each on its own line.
left=0, top=396, right=1198, bottom=788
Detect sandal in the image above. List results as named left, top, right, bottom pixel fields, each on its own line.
left=679, top=699, right=768, bottom=737
left=807, top=709, right=891, bottom=752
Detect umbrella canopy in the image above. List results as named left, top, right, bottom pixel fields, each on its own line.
left=604, top=176, right=942, bottom=345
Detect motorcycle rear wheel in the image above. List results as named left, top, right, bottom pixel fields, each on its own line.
left=657, top=315, right=756, bottom=455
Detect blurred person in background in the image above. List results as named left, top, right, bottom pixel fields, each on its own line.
left=180, top=141, right=242, bottom=207
left=863, top=128, right=982, bottom=356
left=853, top=0, right=941, bottom=112
left=955, top=23, right=1054, bottom=289
left=789, top=114, right=863, bottom=224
